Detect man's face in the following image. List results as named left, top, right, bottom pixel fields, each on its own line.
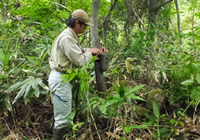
left=73, top=20, right=88, bottom=34
left=76, top=21, right=87, bottom=34
left=79, top=23, right=87, bottom=34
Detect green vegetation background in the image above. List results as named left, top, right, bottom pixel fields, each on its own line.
left=1, top=0, right=200, bottom=139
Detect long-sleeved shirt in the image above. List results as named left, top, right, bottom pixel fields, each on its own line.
left=49, top=28, right=93, bottom=72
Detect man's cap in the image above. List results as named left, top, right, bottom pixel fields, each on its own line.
left=71, top=9, right=94, bottom=26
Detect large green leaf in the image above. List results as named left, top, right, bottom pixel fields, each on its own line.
left=181, top=79, right=194, bottom=86
left=153, top=101, right=160, bottom=118
left=105, top=99, right=120, bottom=107
left=125, top=85, right=145, bottom=96
left=9, top=80, right=27, bottom=90
left=117, top=84, right=125, bottom=98
left=24, top=81, right=32, bottom=99
left=12, top=85, right=26, bottom=104
left=32, top=81, right=40, bottom=97
left=191, top=87, right=200, bottom=102
left=99, top=104, right=107, bottom=115
left=66, top=110, right=77, bottom=126
left=196, top=74, right=200, bottom=84
left=127, top=95, right=145, bottom=101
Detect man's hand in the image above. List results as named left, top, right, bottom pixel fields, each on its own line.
left=89, top=48, right=101, bottom=56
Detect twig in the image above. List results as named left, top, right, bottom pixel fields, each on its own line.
left=132, top=7, right=147, bottom=30
left=51, top=2, right=70, bottom=12
left=2, top=118, right=12, bottom=135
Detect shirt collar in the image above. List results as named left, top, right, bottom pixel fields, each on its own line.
left=67, top=27, right=79, bottom=42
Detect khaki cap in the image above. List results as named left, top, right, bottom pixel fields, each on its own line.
left=72, top=9, right=93, bottom=26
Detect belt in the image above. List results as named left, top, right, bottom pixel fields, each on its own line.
left=51, top=69, right=66, bottom=74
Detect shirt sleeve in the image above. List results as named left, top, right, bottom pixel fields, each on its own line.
left=60, top=37, right=93, bottom=67
left=82, top=48, right=91, bottom=51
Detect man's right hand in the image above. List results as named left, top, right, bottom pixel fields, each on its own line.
left=89, top=48, right=101, bottom=56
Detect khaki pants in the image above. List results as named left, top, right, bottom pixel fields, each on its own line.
left=48, top=71, right=72, bottom=129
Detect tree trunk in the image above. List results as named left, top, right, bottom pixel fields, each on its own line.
left=91, top=0, right=107, bottom=92
left=174, top=0, right=182, bottom=44
left=149, top=0, right=157, bottom=27
left=149, top=0, right=173, bottom=28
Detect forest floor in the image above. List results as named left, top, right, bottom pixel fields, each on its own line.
left=1, top=82, right=200, bottom=140
left=1, top=98, right=200, bottom=140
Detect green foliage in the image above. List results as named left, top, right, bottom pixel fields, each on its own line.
left=0, top=94, right=12, bottom=111
left=9, top=76, right=48, bottom=104
left=1, top=0, right=200, bottom=139
left=124, top=125, right=148, bottom=133
left=89, top=84, right=144, bottom=116
left=0, top=49, right=11, bottom=71
left=62, top=56, right=97, bottom=94
left=124, top=29, right=152, bottom=58
left=65, top=109, right=84, bottom=135
left=13, top=0, right=67, bottom=30
left=170, top=61, right=200, bottom=106
left=62, top=69, right=79, bottom=82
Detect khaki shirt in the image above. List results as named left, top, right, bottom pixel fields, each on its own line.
left=49, top=28, right=93, bottom=72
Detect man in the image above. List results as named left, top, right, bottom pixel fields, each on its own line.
left=48, top=9, right=108, bottom=140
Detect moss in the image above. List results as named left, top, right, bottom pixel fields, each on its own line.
left=145, top=88, right=167, bottom=110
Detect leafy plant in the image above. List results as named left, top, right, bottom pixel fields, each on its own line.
left=89, top=84, right=145, bottom=116
left=170, top=61, right=200, bottom=106
left=9, top=76, right=49, bottom=104
left=0, top=49, right=11, bottom=72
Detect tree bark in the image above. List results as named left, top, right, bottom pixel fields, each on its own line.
left=91, top=0, right=107, bottom=92
left=174, top=0, right=182, bottom=44
left=149, top=0, right=173, bottom=27
left=91, top=0, right=100, bottom=48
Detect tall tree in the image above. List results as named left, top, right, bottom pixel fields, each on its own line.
left=91, top=0, right=107, bottom=92
left=174, top=0, right=182, bottom=44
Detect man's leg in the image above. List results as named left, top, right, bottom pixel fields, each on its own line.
left=49, top=71, right=72, bottom=140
